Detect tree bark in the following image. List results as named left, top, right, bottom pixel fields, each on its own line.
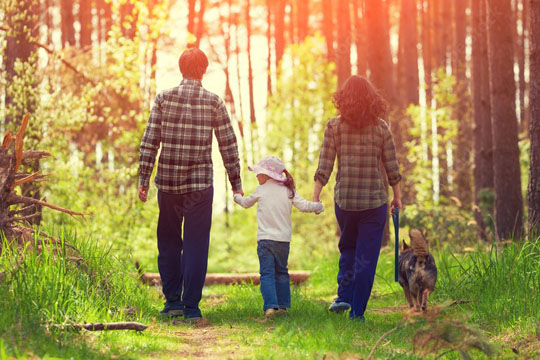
left=353, top=0, right=368, bottom=76
left=453, top=0, right=473, bottom=207
left=472, top=0, right=494, bottom=241
left=188, top=0, right=196, bottom=35
left=275, top=0, right=286, bottom=68
left=337, top=0, right=351, bottom=89
left=365, top=0, right=396, bottom=104
left=519, top=0, right=529, bottom=135
left=398, top=0, right=419, bottom=105
left=297, top=0, right=309, bottom=41
left=422, top=0, right=433, bottom=104
left=246, top=0, right=258, bottom=160
left=195, top=0, right=206, bottom=48
left=322, top=0, right=335, bottom=61
left=79, top=0, right=92, bottom=49
left=486, top=0, right=524, bottom=240
left=528, top=0, right=540, bottom=233
left=60, top=0, right=76, bottom=48
left=267, top=0, right=273, bottom=95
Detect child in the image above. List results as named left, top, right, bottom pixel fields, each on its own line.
left=233, top=155, right=324, bottom=318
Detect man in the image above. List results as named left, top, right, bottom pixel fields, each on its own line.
left=138, top=48, right=243, bottom=321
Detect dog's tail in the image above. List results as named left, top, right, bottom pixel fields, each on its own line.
left=409, top=229, right=429, bottom=260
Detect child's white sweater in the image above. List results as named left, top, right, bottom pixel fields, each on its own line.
left=233, top=179, right=324, bottom=242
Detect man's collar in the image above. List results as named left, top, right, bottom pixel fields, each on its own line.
left=181, top=78, right=202, bottom=86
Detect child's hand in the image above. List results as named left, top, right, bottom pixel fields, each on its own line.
left=315, top=202, right=324, bottom=215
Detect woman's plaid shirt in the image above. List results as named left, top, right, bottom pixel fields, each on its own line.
left=139, top=79, right=242, bottom=194
left=314, top=117, right=402, bottom=211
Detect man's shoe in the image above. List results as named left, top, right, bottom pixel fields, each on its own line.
left=183, top=308, right=203, bottom=323
left=160, top=300, right=184, bottom=317
left=328, top=301, right=351, bottom=313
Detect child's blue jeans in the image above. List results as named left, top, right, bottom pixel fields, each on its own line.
left=257, top=240, right=291, bottom=311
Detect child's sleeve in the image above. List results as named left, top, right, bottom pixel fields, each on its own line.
left=292, top=191, right=324, bottom=214
left=233, top=187, right=261, bottom=209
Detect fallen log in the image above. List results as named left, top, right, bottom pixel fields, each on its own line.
left=139, top=271, right=312, bottom=286
left=53, top=322, right=147, bottom=332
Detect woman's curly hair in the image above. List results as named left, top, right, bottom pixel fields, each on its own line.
left=332, top=75, right=388, bottom=129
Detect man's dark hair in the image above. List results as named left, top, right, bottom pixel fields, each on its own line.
left=178, top=48, right=208, bottom=80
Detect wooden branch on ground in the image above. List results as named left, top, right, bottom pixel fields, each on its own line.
left=367, top=325, right=402, bottom=360
left=7, top=194, right=85, bottom=219
left=139, top=271, right=312, bottom=286
left=53, top=322, right=147, bottom=332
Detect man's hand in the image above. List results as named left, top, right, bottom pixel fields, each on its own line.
left=233, top=189, right=244, bottom=197
left=138, top=186, right=149, bottom=202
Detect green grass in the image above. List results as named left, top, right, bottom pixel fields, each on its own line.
left=1, top=230, right=539, bottom=359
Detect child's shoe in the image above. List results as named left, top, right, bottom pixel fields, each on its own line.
left=328, top=301, right=351, bottom=313
left=264, top=308, right=277, bottom=319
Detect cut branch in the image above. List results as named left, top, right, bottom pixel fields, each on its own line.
left=53, top=322, right=148, bottom=332
left=7, top=194, right=86, bottom=219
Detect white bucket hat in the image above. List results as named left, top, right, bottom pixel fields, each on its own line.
left=248, top=155, right=287, bottom=182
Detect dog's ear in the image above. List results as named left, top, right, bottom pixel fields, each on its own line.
left=402, top=240, right=410, bottom=250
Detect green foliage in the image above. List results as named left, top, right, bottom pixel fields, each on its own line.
left=404, top=70, right=477, bottom=243
left=0, top=229, right=157, bottom=358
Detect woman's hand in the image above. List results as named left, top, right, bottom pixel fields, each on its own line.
left=390, top=197, right=402, bottom=216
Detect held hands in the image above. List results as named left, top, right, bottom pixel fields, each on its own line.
left=138, top=186, right=149, bottom=202
left=390, top=197, right=402, bottom=216
left=315, top=202, right=324, bottom=215
left=233, top=188, right=244, bottom=197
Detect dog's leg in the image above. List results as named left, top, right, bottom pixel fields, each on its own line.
left=414, top=291, right=422, bottom=312
left=421, top=289, right=432, bottom=312
left=403, top=285, right=414, bottom=308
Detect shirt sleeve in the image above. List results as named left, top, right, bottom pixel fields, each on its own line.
left=381, top=121, right=402, bottom=186
left=214, top=98, right=242, bottom=191
left=233, top=187, right=260, bottom=209
left=138, top=93, right=162, bottom=187
left=314, top=121, right=336, bottom=186
left=292, top=191, right=324, bottom=213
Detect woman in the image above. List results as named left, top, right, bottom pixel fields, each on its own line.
left=313, top=75, right=402, bottom=321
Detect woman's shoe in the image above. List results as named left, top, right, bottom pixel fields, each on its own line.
left=276, top=308, right=288, bottom=316
left=328, top=301, right=351, bottom=313
left=264, top=308, right=277, bottom=319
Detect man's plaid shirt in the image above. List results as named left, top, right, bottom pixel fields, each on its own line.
left=139, top=79, right=242, bottom=194
left=314, top=117, right=402, bottom=211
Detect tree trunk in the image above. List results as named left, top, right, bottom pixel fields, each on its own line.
left=246, top=0, right=258, bottom=161
left=528, top=0, right=540, bottom=233
left=519, top=0, right=529, bottom=135
left=297, top=0, right=309, bottom=41
left=487, top=0, right=524, bottom=240
left=422, top=0, right=433, bottom=104
left=275, top=0, right=286, bottom=68
left=365, top=0, right=395, bottom=104
left=288, top=0, right=295, bottom=44
left=472, top=0, right=494, bottom=241
left=453, top=0, right=473, bottom=207
left=353, top=0, right=368, bottom=76
left=322, top=0, right=335, bottom=61
left=398, top=0, right=419, bottom=105
left=60, top=0, right=76, bottom=48
left=337, top=0, right=351, bottom=89
left=120, top=1, right=137, bottom=39
left=79, top=0, right=92, bottom=49
left=267, top=0, right=273, bottom=95
left=188, top=0, right=196, bottom=35
left=195, top=0, right=206, bottom=48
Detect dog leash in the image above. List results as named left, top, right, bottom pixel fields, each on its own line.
left=392, top=208, right=399, bottom=282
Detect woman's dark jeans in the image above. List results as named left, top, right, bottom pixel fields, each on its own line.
left=257, top=240, right=291, bottom=311
left=334, top=203, right=388, bottom=319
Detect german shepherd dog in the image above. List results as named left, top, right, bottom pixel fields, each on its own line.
left=398, top=229, right=437, bottom=312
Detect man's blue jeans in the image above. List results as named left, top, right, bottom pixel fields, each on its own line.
left=334, top=203, right=387, bottom=319
left=257, top=240, right=291, bottom=311
left=157, top=186, right=213, bottom=316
